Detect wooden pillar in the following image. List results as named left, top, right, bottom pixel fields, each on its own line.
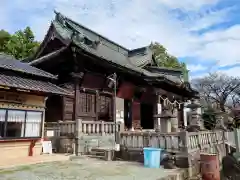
left=75, top=85, right=80, bottom=120
left=95, top=91, right=99, bottom=121
left=129, top=99, right=133, bottom=129
left=178, top=103, right=185, bottom=129
left=71, top=47, right=84, bottom=122
left=73, top=78, right=80, bottom=156
left=72, top=74, right=83, bottom=121
left=124, top=99, right=132, bottom=129
left=110, top=93, right=114, bottom=122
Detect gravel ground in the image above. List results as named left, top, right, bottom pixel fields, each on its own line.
left=0, top=157, right=180, bottom=180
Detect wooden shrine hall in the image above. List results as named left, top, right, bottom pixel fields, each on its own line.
left=26, top=11, right=198, bottom=133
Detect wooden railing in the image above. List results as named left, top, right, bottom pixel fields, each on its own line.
left=44, top=120, right=123, bottom=137
left=187, top=130, right=225, bottom=153
left=120, top=130, right=225, bottom=154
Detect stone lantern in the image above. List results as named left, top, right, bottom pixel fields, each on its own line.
left=232, top=107, right=240, bottom=128
left=214, top=109, right=227, bottom=130
left=154, top=106, right=176, bottom=133
left=186, top=99, right=204, bottom=130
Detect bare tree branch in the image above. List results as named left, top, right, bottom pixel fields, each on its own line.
left=192, top=72, right=240, bottom=112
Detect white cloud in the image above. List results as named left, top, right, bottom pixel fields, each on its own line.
left=187, top=64, right=206, bottom=72
left=190, top=66, right=240, bottom=80
left=219, top=66, right=240, bottom=77
left=158, top=0, right=220, bottom=11
left=189, top=7, right=232, bottom=31
left=195, top=39, right=240, bottom=66
left=0, top=0, right=239, bottom=69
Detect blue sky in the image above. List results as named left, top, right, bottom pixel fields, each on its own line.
left=1, top=0, right=240, bottom=78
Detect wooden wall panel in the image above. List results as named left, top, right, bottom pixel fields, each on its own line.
left=63, top=97, right=74, bottom=121
left=60, top=73, right=114, bottom=122
left=81, top=73, right=105, bottom=89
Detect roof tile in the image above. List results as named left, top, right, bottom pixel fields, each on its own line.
left=0, top=73, right=72, bottom=96
left=0, top=54, right=57, bottom=79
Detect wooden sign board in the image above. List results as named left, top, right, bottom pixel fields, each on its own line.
left=42, top=141, right=52, bottom=154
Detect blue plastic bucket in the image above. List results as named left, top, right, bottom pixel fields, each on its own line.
left=143, top=147, right=162, bottom=168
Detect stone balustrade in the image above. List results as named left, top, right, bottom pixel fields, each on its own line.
left=44, top=120, right=123, bottom=136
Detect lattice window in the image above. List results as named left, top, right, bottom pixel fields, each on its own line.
left=79, top=92, right=96, bottom=114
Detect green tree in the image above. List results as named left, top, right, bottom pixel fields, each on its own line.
left=0, top=30, right=11, bottom=52
left=150, top=42, right=186, bottom=70
left=0, top=27, right=40, bottom=60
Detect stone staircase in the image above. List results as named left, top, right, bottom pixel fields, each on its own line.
left=89, top=147, right=115, bottom=161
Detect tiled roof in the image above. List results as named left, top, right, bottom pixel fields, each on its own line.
left=29, top=46, right=68, bottom=66
left=51, top=12, right=155, bottom=69
left=0, top=73, right=72, bottom=96
left=51, top=13, right=187, bottom=82
left=0, top=53, right=57, bottom=79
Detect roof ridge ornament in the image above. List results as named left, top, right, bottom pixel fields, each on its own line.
left=54, top=11, right=67, bottom=27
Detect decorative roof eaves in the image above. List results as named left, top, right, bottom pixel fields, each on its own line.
left=29, top=46, right=69, bottom=66
left=33, top=23, right=55, bottom=59
left=54, top=11, right=129, bottom=51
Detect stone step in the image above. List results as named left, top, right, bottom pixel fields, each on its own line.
left=85, top=154, right=107, bottom=161
left=90, top=149, right=106, bottom=157
left=90, top=147, right=115, bottom=161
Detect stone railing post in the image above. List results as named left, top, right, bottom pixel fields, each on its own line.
left=119, top=122, right=124, bottom=132
left=179, top=131, right=194, bottom=177
left=75, top=118, right=83, bottom=156
left=179, top=131, right=189, bottom=153
left=116, top=123, right=124, bottom=147
left=101, top=121, right=105, bottom=136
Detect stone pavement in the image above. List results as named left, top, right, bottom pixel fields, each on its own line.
left=0, top=156, right=184, bottom=180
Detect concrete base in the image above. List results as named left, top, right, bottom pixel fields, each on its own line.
left=0, top=139, right=42, bottom=160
